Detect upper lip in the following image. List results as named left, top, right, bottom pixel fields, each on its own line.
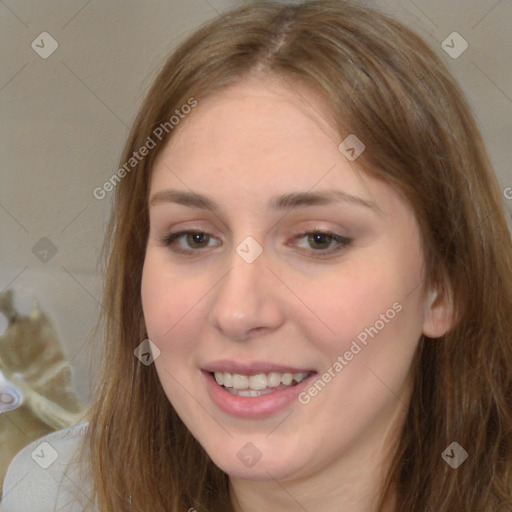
left=202, top=360, right=316, bottom=375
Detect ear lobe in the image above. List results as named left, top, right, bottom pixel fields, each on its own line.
left=422, top=286, right=456, bottom=339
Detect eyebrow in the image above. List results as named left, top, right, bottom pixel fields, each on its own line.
left=149, top=189, right=381, bottom=215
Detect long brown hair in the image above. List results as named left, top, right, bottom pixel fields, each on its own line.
left=84, top=1, right=512, bottom=510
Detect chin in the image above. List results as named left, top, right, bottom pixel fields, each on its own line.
left=204, top=440, right=309, bottom=482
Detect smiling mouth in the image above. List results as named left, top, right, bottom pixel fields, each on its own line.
left=211, top=371, right=313, bottom=397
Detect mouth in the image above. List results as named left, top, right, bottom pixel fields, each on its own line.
left=202, top=363, right=317, bottom=418
left=210, top=370, right=313, bottom=397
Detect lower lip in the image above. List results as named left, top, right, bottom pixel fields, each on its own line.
left=202, top=371, right=316, bottom=419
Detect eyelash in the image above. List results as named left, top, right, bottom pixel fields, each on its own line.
left=161, top=229, right=352, bottom=258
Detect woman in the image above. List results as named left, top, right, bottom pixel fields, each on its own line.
left=2, top=1, right=511, bottom=511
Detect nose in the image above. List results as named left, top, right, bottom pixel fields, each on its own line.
left=208, top=248, right=285, bottom=342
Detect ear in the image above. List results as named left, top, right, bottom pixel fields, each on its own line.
left=422, top=285, right=456, bottom=339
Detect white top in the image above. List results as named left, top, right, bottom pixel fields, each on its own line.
left=0, top=424, right=94, bottom=512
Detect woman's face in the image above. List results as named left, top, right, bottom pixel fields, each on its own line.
left=141, top=77, right=441, bottom=483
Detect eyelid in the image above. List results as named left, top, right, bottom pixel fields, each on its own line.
left=161, top=229, right=221, bottom=253
left=289, top=229, right=351, bottom=257
left=161, top=228, right=351, bottom=258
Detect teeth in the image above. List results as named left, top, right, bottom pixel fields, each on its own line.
left=213, top=371, right=309, bottom=391
left=249, top=374, right=267, bottom=390
left=226, top=388, right=275, bottom=397
left=267, top=372, right=281, bottom=387
left=281, top=373, right=293, bottom=386
left=233, top=374, right=249, bottom=389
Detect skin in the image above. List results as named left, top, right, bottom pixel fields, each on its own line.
left=141, top=76, right=453, bottom=512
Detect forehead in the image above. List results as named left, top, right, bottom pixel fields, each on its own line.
left=152, top=78, right=355, bottom=185
left=148, top=78, right=410, bottom=224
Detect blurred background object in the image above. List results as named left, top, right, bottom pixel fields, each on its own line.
left=0, top=288, right=85, bottom=493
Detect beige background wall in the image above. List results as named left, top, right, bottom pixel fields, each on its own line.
left=1, top=0, right=511, bottom=402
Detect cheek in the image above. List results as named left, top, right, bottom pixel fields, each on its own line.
left=141, top=253, right=203, bottom=352
left=308, top=268, right=397, bottom=341
left=305, top=249, right=425, bottom=362
left=141, top=256, right=206, bottom=422
left=141, top=260, right=170, bottom=339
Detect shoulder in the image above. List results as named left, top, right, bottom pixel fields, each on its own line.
left=0, top=423, right=94, bottom=512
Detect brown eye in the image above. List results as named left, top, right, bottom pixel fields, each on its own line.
left=293, top=230, right=352, bottom=258
left=307, top=232, right=334, bottom=250
left=185, top=232, right=210, bottom=248
left=162, top=230, right=220, bottom=254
